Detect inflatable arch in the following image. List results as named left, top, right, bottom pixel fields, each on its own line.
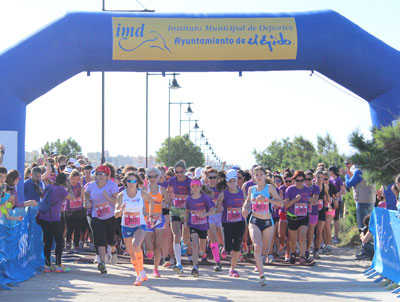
left=0, top=10, right=400, bottom=198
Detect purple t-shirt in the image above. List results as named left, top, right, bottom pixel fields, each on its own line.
left=65, top=183, right=83, bottom=212
left=168, top=176, right=191, bottom=209
left=307, top=184, right=321, bottom=215
left=158, top=180, right=168, bottom=189
left=221, top=189, right=245, bottom=223
left=38, top=185, right=68, bottom=222
left=285, top=185, right=311, bottom=218
left=186, top=193, right=215, bottom=230
left=85, top=180, right=119, bottom=220
left=330, top=176, right=343, bottom=197
left=208, top=186, right=220, bottom=205
left=244, top=180, right=256, bottom=195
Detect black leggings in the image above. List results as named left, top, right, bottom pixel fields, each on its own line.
left=91, top=217, right=116, bottom=247
left=39, top=220, right=63, bottom=266
left=65, top=209, right=87, bottom=246
left=222, top=221, right=245, bottom=253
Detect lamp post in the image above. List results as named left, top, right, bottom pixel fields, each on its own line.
left=168, top=74, right=181, bottom=166
left=146, top=72, right=180, bottom=168
left=193, top=121, right=200, bottom=145
left=169, top=102, right=194, bottom=136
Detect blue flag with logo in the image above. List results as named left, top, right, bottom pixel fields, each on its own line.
left=369, top=207, right=400, bottom=284
left=0, top=206, right=44, bottom=289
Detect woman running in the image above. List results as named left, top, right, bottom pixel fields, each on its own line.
left=84, top=165, right=119, bottom=274
left=114, top=171, right=154, bottom=286
left=168, top=160, right=191, bottom=274
left=323, top=170, right=338, bottom=254
left=278, top=172, right=292, bottom=261
left=205, top=168, right=224, bottom=271
left=305, top=170, right=320, bottom=261
left=285, top=170, right=311, bottom=265
left=184, top=179, right=215, bottom=277
left=216, top=169, right=245, bottom=277
left=313, top=169, right=329, bottom=259
left=242, top=166, right=284, bottom=286
left=144, top=167, right=168, bottom=278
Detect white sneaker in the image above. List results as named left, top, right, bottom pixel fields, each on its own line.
left=111, top=252, right=118, bottom=265
left=268, top=254, right=275, bottom=263
left=94, top=254, right=100, bottom=264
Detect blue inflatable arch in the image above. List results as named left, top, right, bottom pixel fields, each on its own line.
left=0, top=10, right=399, bottom=197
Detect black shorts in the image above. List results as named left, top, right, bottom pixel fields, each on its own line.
left=334, top=200, right=344, bottom=221
left=162, top=208, right=170, bottom=215
left=249, top=216, right=273, bottom=232
left=222, top=221, right=245, bottom=253
left=189, top=227, right=208, bottom=239
left=288, top=216, right=309, bottom=231
left=318, top=208, right=326, bottom=222
left=273, top=217, right=280, bottom=224
left=91, top=217, right=116, bottom=247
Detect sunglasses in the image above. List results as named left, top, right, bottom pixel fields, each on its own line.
left=275, top=179, right=282, bottom=183
left=295, top=179, right=305, bottom=182
left=127, top=179, right=137, bottom=184
left=323, top=178, right=329, bottom=181
left=175, top=171, right=184, bottom=174
left=285, top=180, right=292, bottom=183
left=96, top=172, right=107, bottom=176
left=148, top=175, right=158, bottom=179
left=305, top=178, right=312, bottom=181
left=208, top=176, right=217, bottom=180
left=237, top=177, right=243, bottom=180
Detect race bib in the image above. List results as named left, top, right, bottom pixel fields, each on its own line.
left=318, top=199, right=323, bottom=211
left=124, top=212, right=140, bottom=227
left=191, top=210, right=207, bottom=225
left=145, top=215, right=163, bottom=229
left=70, top=198, right=83, bottom=209
left=227, top=207, right=242, bottom=222
left=252, top=198, right=268, bottom=214
left=95, top=202, right=111, bottom=218
left=173, top=194, right=187, bottom=208
left=294, top=203, right=308, bottom=217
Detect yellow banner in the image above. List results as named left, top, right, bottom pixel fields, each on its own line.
left=112, top=17, right=297, bottom=61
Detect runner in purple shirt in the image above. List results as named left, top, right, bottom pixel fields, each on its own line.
left=184, top=179, right=215, bottom=277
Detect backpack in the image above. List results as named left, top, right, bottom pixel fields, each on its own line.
left=38, top=185, right=54, bottom=213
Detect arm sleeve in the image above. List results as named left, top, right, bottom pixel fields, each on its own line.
left=345, top=169, right=363, bottom=188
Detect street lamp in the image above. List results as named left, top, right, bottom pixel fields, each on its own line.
left=168, top=74, right=182, bottom=166
left=193, top=121, right=200, bottom=145
left=146, top=72, right=181, bottom=168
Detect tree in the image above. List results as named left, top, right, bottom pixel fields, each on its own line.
left=349, top=123, right=400, bottom=185
left=156, top=134, right=204, bottom=167
left=43, top=138, right=82, bottom=158
left=253, top=134, right=345, bottom=171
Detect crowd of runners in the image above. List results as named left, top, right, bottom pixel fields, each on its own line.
left=0, top=147, right=384, bottom=287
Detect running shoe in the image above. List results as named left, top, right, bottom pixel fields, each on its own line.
left=111, top=252, right=118, bottom=265
left=191, top=267, right=199, bottom=277
left=187, top=254, right=193, bottom=263
left=229, top=269, right=240, bottom=277
left=43, top=265, right=54, bottom=273
left=305, top=250, right=310, bottom=260
left=54, top=265, right=70, bottom=273
left=201, top=253, right=208, bottom=263
left=173, top=264, right=184, bottom=274
left=153, top=269, right=161, bottom=278
left=140, top=271, right=148, bottom=281
left=259, top=275, right=267, bottom=286
left=97, top=262, right=107, bottom=274
left=290, top=253, right=296, bottom=264
left=332, top=236, right=339, bottom=245
left=267, top=254, right=275, bottom=263
left=65, top=241, right=72, bottom=250
left=214, top=262, right=222, bottom=272
left=134, top=276, right=142, bottom=286
left=313, top=250, right=321, bottom=259
left=220, top=248, right=228, bottom=259
left=299, top=257, right=306, bottom=266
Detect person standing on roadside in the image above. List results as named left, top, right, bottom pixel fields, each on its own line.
left=344, top=159, right=375, bottom=230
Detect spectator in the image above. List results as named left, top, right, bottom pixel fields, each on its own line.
left=344, top=159, right=376, bottom=230
left=24, top=166, right=46, bottom=204
left=355, top=214, right=374, bottom=261
left=6, top=169, right=37, bottom=208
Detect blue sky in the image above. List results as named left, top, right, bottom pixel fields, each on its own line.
left=1, top=0, right=399, bottom=168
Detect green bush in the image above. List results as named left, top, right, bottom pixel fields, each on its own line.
left=339, top=191, right=361, bottom=246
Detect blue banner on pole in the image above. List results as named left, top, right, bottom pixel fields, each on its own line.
left=369, top=207, right=400, bottom=284
left=0, top=207, right=44, bottom=289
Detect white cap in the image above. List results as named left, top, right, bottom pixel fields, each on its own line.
left=65, top=167, right=73, bottom=173
left=69, top=158, right=77, bottom=164
left=226, top=169, right=237, bottom=182
left=195, top=167, right=202, bottom=178
left=74, top=162, right=81, bottom=168
left=185, top=172, right=193, bottom=178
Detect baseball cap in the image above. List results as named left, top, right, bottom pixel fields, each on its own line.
left=226, top=169, right=237, bottom=182
left=96, top=165, right=111, bottom=175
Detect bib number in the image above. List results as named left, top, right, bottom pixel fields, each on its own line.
left=70, top=198, right=83, bottom=209
left=124, top=212, right=140, bottom=227
left=191, top=210, right=207, bottom=225
left=173, top=195, right=187, bottom=209
left=318, top=199, right=323, bottom=211
left=294, top=203, right=308, bottom=217
left=227, top=207, right=242, bottom=222
left=252, top=198, right=268, bottom=214
left=95, top=203, right=111, bottom=218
